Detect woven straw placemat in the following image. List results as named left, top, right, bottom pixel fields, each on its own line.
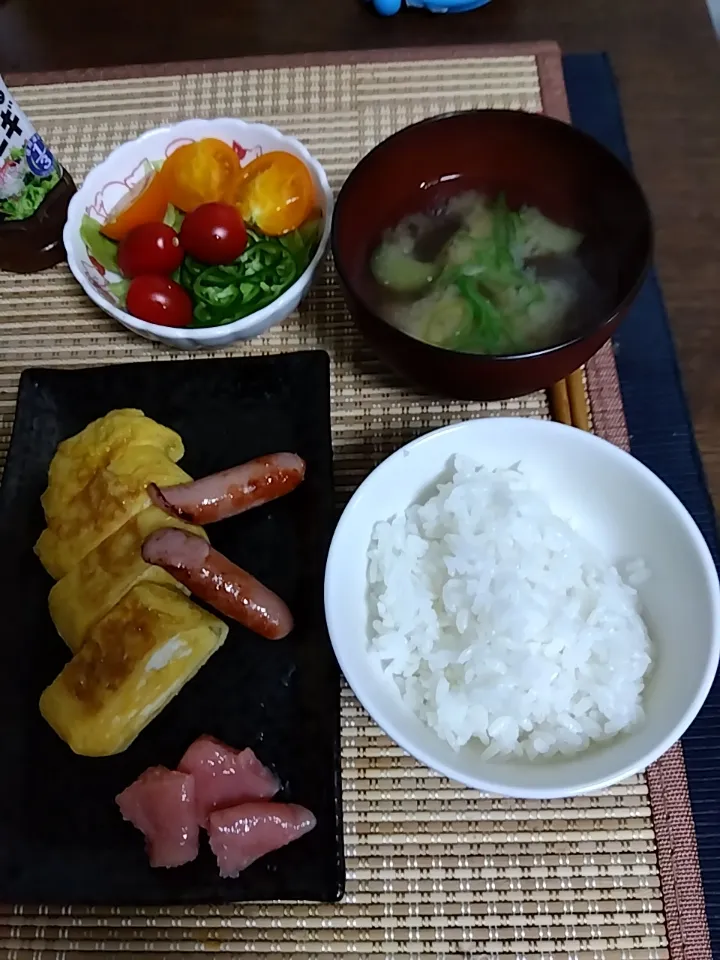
left=0, top=43, right=710, bottom=959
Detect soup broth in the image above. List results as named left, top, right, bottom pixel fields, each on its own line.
left=370, top=191, right=605, bottom=356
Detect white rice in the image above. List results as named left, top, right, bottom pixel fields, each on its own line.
left=367, top=455, right=652, bottom=760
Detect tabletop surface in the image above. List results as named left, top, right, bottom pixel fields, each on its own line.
left=1, top=0, right=720, bottom=507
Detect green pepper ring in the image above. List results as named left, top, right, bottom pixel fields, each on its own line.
left=178, top=221, right=321, bottom=328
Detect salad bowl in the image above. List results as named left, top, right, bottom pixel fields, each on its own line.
left=64, top=118, right=333, bottom=350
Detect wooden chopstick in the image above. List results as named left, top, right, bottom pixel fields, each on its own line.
left=550, top=369, right=591, bottom=431
left=567, top=368, right=591, bottom=431
left=549, top=377, right=572, bottom=425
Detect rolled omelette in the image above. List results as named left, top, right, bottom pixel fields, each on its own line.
left=35, top=445, right=193, bottom=579
left=41, top=409, right=184, bottom=520
left=40, top=581, right=228, bottom=757
left=48, top=505, right=209, bottom=653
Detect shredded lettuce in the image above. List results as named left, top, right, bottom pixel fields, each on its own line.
left=163, top=204, right=184, bottom=232
left=279, top=216, right=322, bottom=270
left=80, top=215, right=119, bottom=273
left=107, top=278, right=130, bottom=307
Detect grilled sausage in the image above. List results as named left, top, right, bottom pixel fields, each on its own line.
left=142, top=529, right=293, bottom=640
left=149, top=453, right=305, bottom=525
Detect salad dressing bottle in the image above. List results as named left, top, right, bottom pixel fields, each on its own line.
left=0, top=75, right=76, bottom=273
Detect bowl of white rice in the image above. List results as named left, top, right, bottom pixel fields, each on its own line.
left=324, top=417, right=720, bottom=798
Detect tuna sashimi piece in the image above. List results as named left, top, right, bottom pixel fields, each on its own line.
left=178, top=736, right=280, bottom=826
left=116, top=766, right=199, bottom=868
left=208, top=802, right=316, bottom=877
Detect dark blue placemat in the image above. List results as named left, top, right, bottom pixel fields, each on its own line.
left=564, top=52, right=720, bottom=950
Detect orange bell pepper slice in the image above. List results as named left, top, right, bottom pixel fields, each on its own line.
left=100, top=169, right=170, bottom=242
left=236, top=151, right=315, bottom=236
left=163, top=138, right=241, bottom=213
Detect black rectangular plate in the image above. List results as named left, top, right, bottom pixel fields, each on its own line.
left=0, top=351, right=344, bottom=906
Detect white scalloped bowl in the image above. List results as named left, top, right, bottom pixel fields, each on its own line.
left=63, top=119, right=333, bottom=350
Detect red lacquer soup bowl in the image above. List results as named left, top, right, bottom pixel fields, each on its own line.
left=331, top=110, right=652, bottom=401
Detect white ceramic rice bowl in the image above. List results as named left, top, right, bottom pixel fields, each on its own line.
left=63, top=118, right=333, bottom=349
left=324, top=417, right=720, bottom=798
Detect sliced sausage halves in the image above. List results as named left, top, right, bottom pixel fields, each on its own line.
left=149, top=453, right=306, bottom=525
left=142, top=528, right=293, bottom=640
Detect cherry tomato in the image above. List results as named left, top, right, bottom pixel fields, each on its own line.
left=117, top=222, right=184, bottom=278
left=126, top=275, right=193, bottom=328
left=179, top=202, right=248, bottom=264
left=101, top=170, right=170, bottom=242
left=236, top=151, right=315, bottom=236
left=163, top=139, right=241, bottom=213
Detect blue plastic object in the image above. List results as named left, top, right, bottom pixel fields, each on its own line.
left=373, top=0, right=402, bottom=12
left=370, top=0, right=491, bottom=14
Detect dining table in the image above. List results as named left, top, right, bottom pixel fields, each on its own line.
left=1, top=2, right=720, bottom=958
left=1, top=0, right=720, bottom=501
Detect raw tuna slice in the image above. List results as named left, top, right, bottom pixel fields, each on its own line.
left=178, top=736, right=280, bottom=826
left=116, top=765, right=199, bottom=868
left=208, top=802, right=316, bottom=877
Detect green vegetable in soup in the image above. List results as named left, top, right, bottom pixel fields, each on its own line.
left=422, top=290, right=473, bottom=348
left=371, top=191, right=586, bottom=356
left=371, top=241, right=439, bottom=294
left=489, top=194, right=518, bottom=270
left=455, top=274, right=508, bottom=353
left=516, top=206, right=582, bottom=258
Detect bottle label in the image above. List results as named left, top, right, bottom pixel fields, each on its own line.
left=0, top=75, right=61, bottom=221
